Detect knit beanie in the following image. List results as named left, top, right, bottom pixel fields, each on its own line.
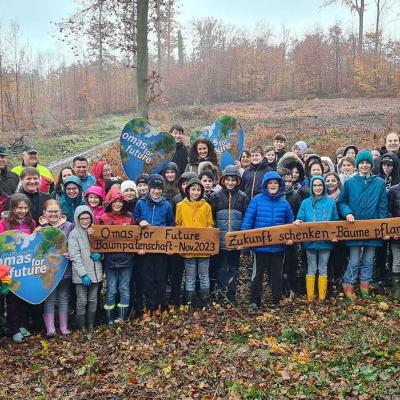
left=121, top=180, right=138, bottom=194
left=355, top=149, right=374, bottom=169
left=135, top=174, right=149, bottom=185
left=148, top=174, right=165, bottom=189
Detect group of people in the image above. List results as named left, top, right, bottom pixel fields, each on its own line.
left=0, top=125, right=399, bottom=343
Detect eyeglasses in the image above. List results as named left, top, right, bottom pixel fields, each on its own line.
left=79, top=217, right=91, bottom=222
left=46, top=210, right=60, bottom=214
left=66, top=187, right=79, bottom=192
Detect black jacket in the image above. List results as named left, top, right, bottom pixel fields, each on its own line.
left=284, top=187, right=299, bottom=216
left=240, top=159, right=272, bottom=199
left=171, top=142, right=188, bottom=175
left=0, top=167, right=19, bottom=195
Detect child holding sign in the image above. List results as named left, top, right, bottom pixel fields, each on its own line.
left=295, top=176, right=339, bottom=302
left=0, top=193, right=36, bottom=343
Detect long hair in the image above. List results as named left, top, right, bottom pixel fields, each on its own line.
left=6, top=193, right=35, bottom=231
left=55, top=167, right=76, bottom=196
left=188, top=138, right=218, bottom=166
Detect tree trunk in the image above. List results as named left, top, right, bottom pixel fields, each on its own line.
left=357, top=0, right=365, bottom=56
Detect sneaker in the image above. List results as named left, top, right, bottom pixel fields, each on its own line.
left=19, top=327, right=31, bottom=337
left=13, top=332, right=24, bottom=343
left=289, top=290, right=296, bottom=300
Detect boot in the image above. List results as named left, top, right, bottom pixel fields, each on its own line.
left=360, top=281, right=369, bottom=298
left=342, top=283, right=354, bottom=301
left=306, top=275, right=315, bottom=302
left=104, top=304, right=115, bottom=326
left=43, top=313, right=56, bottom=337
left=76, top=314, right=87, bottom=333
left=87, top=311, right=96, bottom=333
left=392, top=273, right=400, bottom=299
left=185, top=291, right=195, bottom=313
left=116, top=304, right=129, bottom=322
left=199, top=288, right=210, bottom=308
left=318, top=275, right=328, bottom=301
left=58, top=311, right=70, bottom=335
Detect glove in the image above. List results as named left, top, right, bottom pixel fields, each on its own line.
left=90, top=252, right=102, bottom=261
left=81, top=275, right=91, bottom=287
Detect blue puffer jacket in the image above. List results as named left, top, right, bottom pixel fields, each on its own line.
left=338, top=173, right=388, bottom=247
left=241, top=171, right=294, bottom=253
left=134, top=194, right=174, bottom=227
left=297, top=176, right=339, bottom=250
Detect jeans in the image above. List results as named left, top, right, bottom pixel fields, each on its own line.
left=184, top=257, right=210, bottom=291
left=44, top=279, right=71, bottom=313
left=217, top=250, right=240, bottom=297
left=105, top=267, right=132, bottom=306
left=75, top=283, right=99, bottom=315
left=306, top=249, right=331, bottom=276
left=343, top=246, right=376, bottom=284
left=391, top=243, right=400, bottom=274
left=7, top=293, right=29, bottom=335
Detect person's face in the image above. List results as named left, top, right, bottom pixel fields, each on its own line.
left=283, top=175, right=293, bottom=191
left=21, top=174, right=40, bottom=193
left=336, top=153, right=343, bottom=163
left=240, top=153, right=251, bottom=168
left=102, top=164, right=112, bottom=180
left=171, top=129, right=184, bottom=143
left=371, top=150, right=381, bottom=159
left=358, top=160, right=372, bottom=175
left=65, top=183, right=80, bottom=199
left=79, top=213, right=92, bottom=229
left=291, top=167, right=299, bottom=182
left=15, top=201, right=29, bottom=219
left=181, top=181, right=189, bottom=192
left=61, top=169, right=73, bottom=182
left=87, top=194, right=100, bottom=208
left=341, top=160, right=354, bottom=174
left=250, top=152, right=263, bottom=165
left=266, top=179, right=280, bottom=195
left=0, top=155, right=6, bottom=169
left=325, top=175, right=339, bottom=191
left=274, top=139, right=285, bottom=151
left=44, top=205, right=61, bottom=224
left=137, top=182, right=148, bottom=196
left=322, top=162, right=330, bottom=174
left=189, top=184, right=202, bottom=201
left=310, top=164, right=322, bottom=176
left=165, top=170, right=177, bottom=182
left=123, top=188, right=136, bottom=201
left=382, top=163, right=394, bottom=176
left=150, top=187, right=162, bottom=200
left=200, top=176, right=213, bottom=193
left=312, top=179, right=324, bottom=197
left=293, top=146, right=302, bottom=158
left=73, top=161, right=88, bottom=178
left=224, top=176, right=238, bottom=190
left=22, top=151, right=38, bottom=167
left=265, top=151, right=276, bottom=164
left=345, top=148, right=356, bottom=158
left=386, top=133, right=400, bottom=153
left=111, top=199, right=124, bottom=213
left=197, top=143, right=208, bottom=159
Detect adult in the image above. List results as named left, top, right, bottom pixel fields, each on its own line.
left=186, top=138, right=220, bottom=176
left=169, top=124, right=188, bottom=175
left=92, top=160, right=112, bottom=194
left=72, top=156, right=96, bottom=193
left=51, top=166, right=75, bottom=201
left=12, top=146, right=54, bottom=194
left=0, top=146, right=19, bottom=212
left=373, top=132, right=400, bottom=175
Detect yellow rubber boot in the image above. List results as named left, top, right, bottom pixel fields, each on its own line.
left=318, top=275, right=328, bottom=301
left=306, top=274, right=316, bottom=302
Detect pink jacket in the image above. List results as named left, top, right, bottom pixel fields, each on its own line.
left=0, top=218, right=36, bottom=234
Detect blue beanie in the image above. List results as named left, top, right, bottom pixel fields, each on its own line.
left=355, top=149, right=374, bottom=169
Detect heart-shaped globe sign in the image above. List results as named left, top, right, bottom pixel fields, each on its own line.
left=0, top=227, right=68, bottom=304
left=120, top=118, right=176, bottom=180
left=191, top=115, right=245, bottom=169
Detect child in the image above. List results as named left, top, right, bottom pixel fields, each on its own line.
left=277, top=152, right=306, bottom=191
left=59, top=176, right=85, bottom=223
left=273, top=134, right=287, bottom=161
left=68, top=205, right=103, bottom=333
left=0, top=194, right=36, bottom=343
left=209, top=166, right=248, bottom=304
left=388, top=181, right=400, bottom=299
left=135, top=174, right=149, bottom=200
left=295, top=176, right=339, bottom=301
left=325, top=172, right=341, bottom=202
left=39, top=199, right=74, bottom=336
left=321, top=157, right=335, bottom=175
left=199, top=170, right=215, bottom=200
left=264, top=145, right=277, bottom=170
left=84, top=186, right=105, bottom=223
left=297, top=155, right=324, bottom=203
left=163, top=162, right=180, bottom=203
left=241, top=171, right=294, bottom=308
left=134, top=174, right=174, bottom=313
left=121, top=180, right=138, bottom=213
left=98, top=188, right=135, bottom=324
left=378, top=154, right=399, bottom=191
left=292, top=141, right=307, bottom=161
left=171, top=172, right=197, bottom=215
left=338, top=156, right=356, bottom=185
left=176, top=178, right=214, bottom=307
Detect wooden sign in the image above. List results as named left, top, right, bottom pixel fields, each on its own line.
left=225, top=218, right=400, bottom=250
left=90, top=225, right=220, bottom=255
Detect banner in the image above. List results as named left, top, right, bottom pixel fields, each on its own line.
left=120, top=118, right=176, bottom=180
left=90, top=225, right=220, bottom=255
left=0, top=227, right=68, bottom=304
left=224, top=218, right=400, bottom=249
left=192, top=115, right=244, bottom=169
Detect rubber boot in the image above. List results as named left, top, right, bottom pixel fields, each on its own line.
left=116, top=304, right=129, bottom=322
left=342, top=283, right=354, bottom=301
left=392, top=273, right=400, bottom=299
left=59, top=311, right=70, bottom=335
left=306, top=275, right=315, bottom=302
left=185, top=291, right=195, bottom=313
left=87, top=311, right=96, bottom=333
left=76, top=314, right=87, bottom=333
left=318, top=275, right=328, bottom=301
left=199, top=288, right=210, bottom=308
left=104, top=304, right=115, bottom=326
left=360, top=281, right=369, bottom=298
left=43, top=313, right=56, bottom=337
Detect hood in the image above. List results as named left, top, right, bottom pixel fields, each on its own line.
left=104, top=187, right=129, bottom=213
left=292, top=141, right=307, bottom=156
left=63, top=175, right=83, bottom=193
left=92, top=161, right=107, bottom=181
left=163, top=161, right=179, bottom=175
left=321, top=156, right=335, bottom=174
left=304, top=154, right=323, bottom=178
left=343, top=145, right=358, bottom=157
left=261, top=171, right=285, bottom=198
left=277, top=152, right=305, bottom=182
left=220, top=165, right=242, bottom=187
left=84, top=185, right=105, bottom=200
left=178, top=172, right=197, bottom=195
left=198, top=161, right=219, bottom=181
left=184, top=177, right=205, bottom=199
left=309, top=175, right=327, bottom=200
left=379, top=152, right=400, bottom=181
left=73, top=205, right=94, bottom=230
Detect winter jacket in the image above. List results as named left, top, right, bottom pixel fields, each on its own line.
left=0, top=167, right=19, bottom=196
left=84, top=185, right=105, bottom=223
left=39, top=214, right=74, bottom=279
left=59, top=176, right=85, bottom=223
left=296, top=176, right=339, bottom=250
left=388, top=184, right=400, bottom=244
left=377, top=153, right=400, bottom=191
left=92, top=160, right=107, bottom=194
left=338, top=173, right=388, bottom=247
left=68, top=206, right=103, bottom=284
left=12, top=164, right=54, bottom=194
left=79, top=174, right=96, bottom=193
left=277, top=152, right=305, bottom=188
left=163, top=162, right=180, bottom=203
left=284, top=186, right=299, bottom=216
left=0, top=217, right=36, bottom=235
left=241, top=171, right=294, bottom=253
left=209, top=187, right=248, bottom=249
left=171, top=142, right=189, bottom=175
left=134, top=194, right=174, bottom=227
left=240, top=159, right=272, bottom=199
left=276, top=149, right=286, bottom=162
